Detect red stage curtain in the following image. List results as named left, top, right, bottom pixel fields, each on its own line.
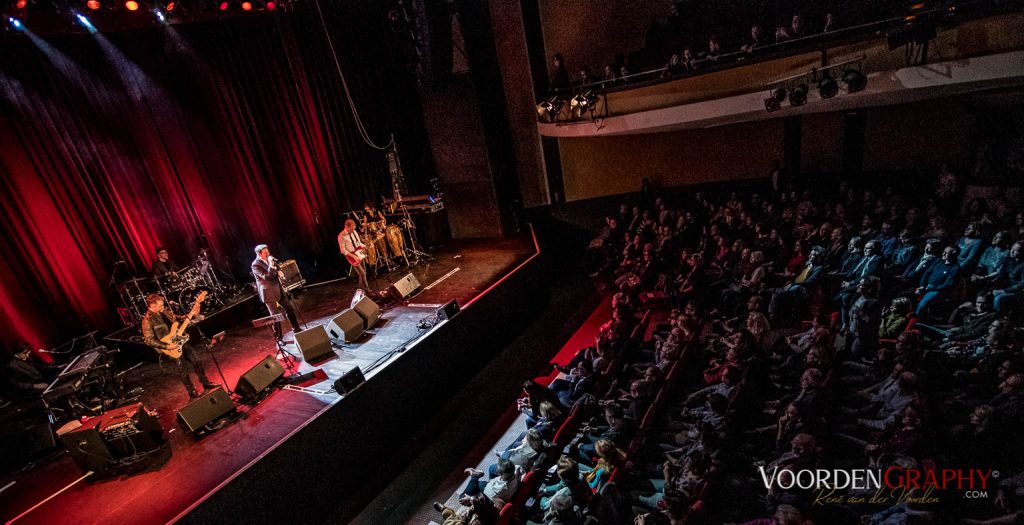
left=0, top=9, right=432, bottom=348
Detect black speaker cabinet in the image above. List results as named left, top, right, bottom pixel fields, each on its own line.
left=177, top=388, right=236, bottom=434
left=334, top=366, right=366, bottom=395
left=390, top=273, right=421, bottom=300
left=352, top=296, right=381, bottom=329
left=326, top=310, right=364, bottom=343
left=59, top=403, right=166, bottom=472
left=58, top=423, right=115, bottom=472
left=295, top=324, right=336, bottom=361
left=439, top=299, right=460, bottom=321
left=235, top=355, right=285, bottom=399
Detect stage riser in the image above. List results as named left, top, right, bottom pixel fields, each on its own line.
left=180, top=252, right=545, bottom=524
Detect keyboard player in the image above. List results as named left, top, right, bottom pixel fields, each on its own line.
left=7, top=343, right=50, bottom=396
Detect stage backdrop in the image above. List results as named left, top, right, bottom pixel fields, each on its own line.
left=0, top=3, right=435, bottom=348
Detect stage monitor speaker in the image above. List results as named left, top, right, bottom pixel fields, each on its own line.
left=58, top=424, right=115, bottom=472
left=352, top=296, right=381, bottom=329
left=326, top=310, right=364, bottom=343
left=295, top=324, right=336, bottom=360
left=334, top=366, right=366, bottom=395
left=177, top=388, right=236, bottom=434
left=439, top=299, right=460, bottom=321
left=235, top=355, right=286, bottom=399
left=390, top=273, right=421, bottom=300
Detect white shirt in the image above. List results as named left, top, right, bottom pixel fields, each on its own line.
left=337, top=228, right=364, bottom=256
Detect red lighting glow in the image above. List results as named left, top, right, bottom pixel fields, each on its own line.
left=16, top=0, right=27, bottom=8
left=219, top=1, right=228, bottom=10
left=241, top=1, right=251, bottom=10
left=125, top=0, right=138, bottom=9
left=165, top=1, right=175, bottom=10
left=265, top=1, right=275, bottom=9
left=86, top=0, right=101, bottom=9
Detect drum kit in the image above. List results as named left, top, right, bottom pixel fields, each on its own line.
left=116, top=249, right=234, bottom=323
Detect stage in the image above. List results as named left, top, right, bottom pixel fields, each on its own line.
left=0, top=236, right=536, bottom=525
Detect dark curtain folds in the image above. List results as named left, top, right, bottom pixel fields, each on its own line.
left=0, top=3, right=435, bottom=347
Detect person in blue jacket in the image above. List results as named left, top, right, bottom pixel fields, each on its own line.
left=915, top=245, right=961, bottom=316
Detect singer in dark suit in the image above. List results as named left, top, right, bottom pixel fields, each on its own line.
left=252, top=244, right=301, bottom=339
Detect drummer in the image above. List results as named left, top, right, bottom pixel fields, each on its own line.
left=152, top=246, right=180, bottom=278
left=360, top=200, right=386, bottom=232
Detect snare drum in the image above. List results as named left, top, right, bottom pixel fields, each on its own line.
left=386, top=225, right=405, bottom=259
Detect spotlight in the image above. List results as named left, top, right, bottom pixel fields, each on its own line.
left=8, top=17, right=25, bottom=31
left=86, top=0, right=101, bottom=9
left=536, top=96, right=563, bottom=123
left=570, top=91, right=597, bottom=118
left=219, top=1, right=228, bottom=10
left=165, top=1, right=174, bottom=9
left=842, top=69, right=867, bottom=93
left=125, top=0, right=139, bottom=10
left=788, top=83, right=808, bottom=106
left=818, top=74, right=838, bottom=99
left=241, top=1, right=251, bottom=9
left=75, top=12, right=97, bottom=32
left=153, top=8, right=166, bottom=22
left=265, top=0, right=275, bottom=9
left=764, top=86, right=786, bottom=112
left=15, top=0, right=27, bottom=8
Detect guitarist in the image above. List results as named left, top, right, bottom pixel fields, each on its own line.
left=141, top=293, right=219, bottom=399
left=338, top=219, right=370, bottom=291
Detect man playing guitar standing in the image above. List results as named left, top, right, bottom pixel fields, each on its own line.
left=339, top=219, right=370, bottom=291
left=141, top=293, right=219, bottom=399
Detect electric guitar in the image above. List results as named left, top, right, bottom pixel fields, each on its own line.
left=345, top=247, right=367, bottom=266
left=158, top=291, right=207, bottom=359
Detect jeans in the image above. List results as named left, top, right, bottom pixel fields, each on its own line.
left=915, top=291, right=942, bottom=316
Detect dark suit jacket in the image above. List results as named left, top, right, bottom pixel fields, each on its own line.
left=252, top=256, right=283, bottom=305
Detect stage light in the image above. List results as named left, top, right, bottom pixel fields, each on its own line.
left=842, top=69, right=867, bottom=92
left=536, top=96, right=563, bottom=123
left=8, top=17, right=25, bottom=31
left=15, top=0, right=27, bottom=9
left=241, top=1, right=251, bottom=9
left=165, top=0, right=174, bottom=9
left=788, top=83, right=808, bottom=106
left=265, top=1, right=275, bottom=9
left=153, top=8, right=166, bottom=22
left=219, top=1, right=228, bottom=10
left=570, top=91, right=597, bottom=118
left=763, top=86, right=786, bottom=112
left=125, top=0, right=139, bottom=10
left=86, top=0, right=101, bottom=9
left=818, top=74, right=838, bottom=99
left=75, top=12, right=97, bottom=32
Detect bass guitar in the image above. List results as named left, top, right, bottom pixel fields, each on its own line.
left=159, top=290, right=207, bottom=359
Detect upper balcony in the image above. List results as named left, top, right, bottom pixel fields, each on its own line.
left=537, top=3, right=1024, bottom=138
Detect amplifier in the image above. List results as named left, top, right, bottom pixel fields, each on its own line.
left=279, top=259, right=305, bottom=291
left=58, top=402, right=167, bottom=474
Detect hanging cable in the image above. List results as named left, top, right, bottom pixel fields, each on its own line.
left=311, top=0, right=395, bottom=151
